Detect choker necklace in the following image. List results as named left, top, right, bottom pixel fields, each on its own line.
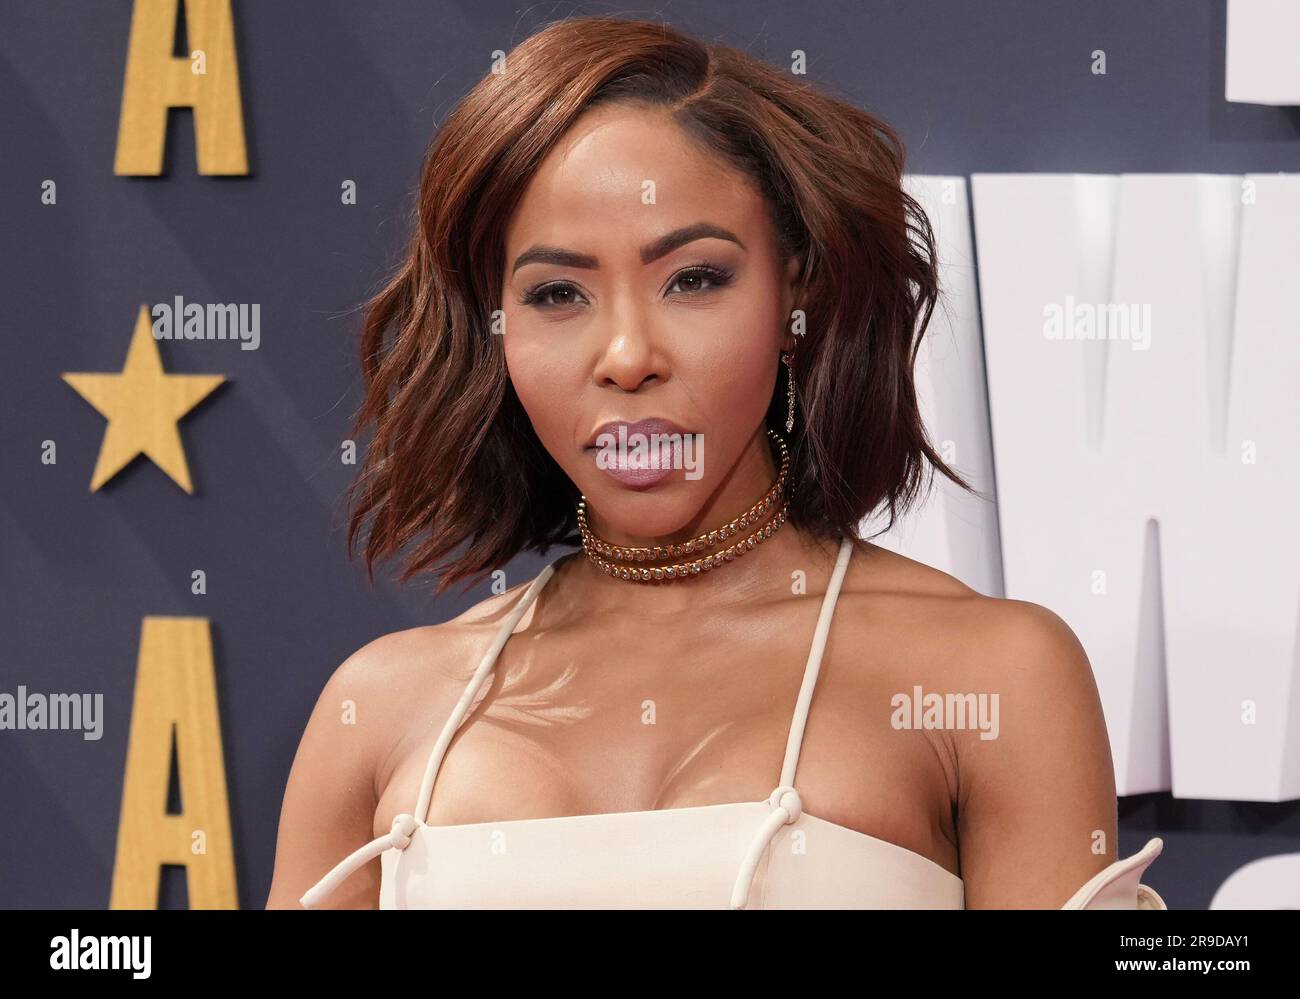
left=577, top=428, right=791, bottom=582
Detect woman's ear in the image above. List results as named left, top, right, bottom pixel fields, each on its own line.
left=780, top=254, right=804, bottom=352
left=783, top=253, right=803, bottom=297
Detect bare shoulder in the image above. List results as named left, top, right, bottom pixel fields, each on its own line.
left=323, top=567, right=552, bottom=739
left=838, top=539, right=1096, bottom=695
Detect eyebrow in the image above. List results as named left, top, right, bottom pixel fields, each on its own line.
left=510, top=222, right=745, bottom=276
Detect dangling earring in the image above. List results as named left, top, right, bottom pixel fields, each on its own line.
left=782, top=351, right=796, bottom=434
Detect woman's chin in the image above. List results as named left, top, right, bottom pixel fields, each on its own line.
left=579, top=497, right=708, bottom=543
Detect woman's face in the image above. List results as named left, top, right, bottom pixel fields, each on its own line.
left=501, top=102, right=800, bottom=544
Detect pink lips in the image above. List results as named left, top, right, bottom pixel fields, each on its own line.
left=584, top=418, right=688, bottom=490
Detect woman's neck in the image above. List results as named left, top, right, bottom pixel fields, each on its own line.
left=550, top=525, right=844, bottom=621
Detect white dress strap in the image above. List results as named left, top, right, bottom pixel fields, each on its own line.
left=412, top=560, right=559, bottom=825
left=730, top=534, right=857, bottom=909
left=778, top=534, right=856, bottom=789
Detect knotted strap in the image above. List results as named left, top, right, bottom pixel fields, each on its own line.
left=729, top=785, right=803, bottom=909
left=299, top=814, right=418, bottom=909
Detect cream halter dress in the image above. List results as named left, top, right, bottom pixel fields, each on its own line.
left=301, top=536, right=1168, bottom=910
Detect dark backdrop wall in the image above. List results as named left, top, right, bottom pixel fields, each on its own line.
left=1, top=0, right=1296, bottom=909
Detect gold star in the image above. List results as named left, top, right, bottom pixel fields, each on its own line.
left=63, top=305, right=226, bottom=493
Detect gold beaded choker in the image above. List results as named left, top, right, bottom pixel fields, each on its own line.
left=577, top=428, right=791, bottom=582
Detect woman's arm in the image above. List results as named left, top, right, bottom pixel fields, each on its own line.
left=955, top=600, right=1122, bottom=908
left=264, top=644, right=393, bottom=909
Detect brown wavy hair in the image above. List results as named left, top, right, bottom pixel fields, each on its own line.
left=347, top=14, right=974, bottom=595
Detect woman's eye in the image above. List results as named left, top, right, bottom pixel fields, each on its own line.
left=519, top=282, right=586, bottom=309
left=667, top=265, right=734, bottom=296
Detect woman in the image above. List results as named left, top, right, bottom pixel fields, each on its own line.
left=268, top=15, right=1166, bottom=909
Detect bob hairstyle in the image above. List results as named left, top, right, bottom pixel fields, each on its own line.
left=348, top=15, right=974, bottom=595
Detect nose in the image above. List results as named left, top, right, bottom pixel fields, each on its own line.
left=591, top=299, right=668, bottom=392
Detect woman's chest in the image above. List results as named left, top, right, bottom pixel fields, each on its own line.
left=373, top=622, right=961, bottom=877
